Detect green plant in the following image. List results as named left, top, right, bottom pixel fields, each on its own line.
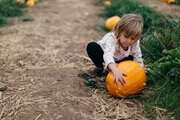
left=0, top=0, right=27, bottom=28
left=0, top=16, right=7, bottom=26
left=22, top=17, right=33, bottom=22
left=176, top=0, right=180, bottom=4
left=141, top=16, right=180, bottom=63
left=144, top=47, right=180, bottom=118
left=0, top=0, right=27, bottom=17
left=78, top=73, right=99, bottom=88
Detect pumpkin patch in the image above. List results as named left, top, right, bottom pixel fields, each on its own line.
left=16, top=0, right=38, bottom=7
left=106, top=61, right=146, bottom=98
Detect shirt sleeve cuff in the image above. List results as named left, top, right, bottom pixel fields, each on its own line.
left=105, top=61, right=115, bottom=69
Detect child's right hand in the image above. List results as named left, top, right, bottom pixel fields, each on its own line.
left=112, top=69, right=127, bottom=86
left=107, top=63, right=127, bottom=86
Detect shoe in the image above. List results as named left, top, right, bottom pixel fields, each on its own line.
left=89, top=68, right=103, bottom=76
left=101, top=70, right=109, bottom=76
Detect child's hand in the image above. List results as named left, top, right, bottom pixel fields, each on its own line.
left=112, top=69, right=127, bottom=86
left=107, top=63, right=127, bottom=86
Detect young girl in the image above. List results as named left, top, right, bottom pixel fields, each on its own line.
left=86, top=14, right=144, bottom=86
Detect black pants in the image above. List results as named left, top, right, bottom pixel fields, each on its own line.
left=86, top=42, right=133, bottom=69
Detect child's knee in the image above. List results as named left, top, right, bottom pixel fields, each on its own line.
left=86, top=42, right=97, bottom=52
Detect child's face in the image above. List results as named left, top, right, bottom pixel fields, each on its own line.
left=119, top=32, right=138, bottom=50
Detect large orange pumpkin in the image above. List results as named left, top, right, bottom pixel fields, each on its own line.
left=105, top=16, right=120, bottom=30
left=106, top=61, right=146, bottom=98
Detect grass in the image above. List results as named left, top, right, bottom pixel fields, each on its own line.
left=176, top=0, right=180, bottom=4
left=22, top=17, right=34, bottom=22
left=0, top=0, right=27, bottom=27
left=0, top=16, right=7, bottom=26
left=97, top=0, right=180, bottom=119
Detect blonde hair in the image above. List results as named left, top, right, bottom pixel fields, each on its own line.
left=113, top=14, right=143, bottom=40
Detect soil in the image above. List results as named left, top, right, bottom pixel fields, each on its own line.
left=0, top=0, right=179, bottom=119
left=137, top=0, right=180, bottom=17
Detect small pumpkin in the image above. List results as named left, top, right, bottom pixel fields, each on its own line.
left=26, top=0, right=35, bottom=7
left=16, top=0, right=25, bottom=3
left=103, top=1, right=111, bottom=6
left=167, top=0, right=175, bottom=4
left=161, top=0, right=168, bottom=2
left=105, top=16, right=120, bottom=30
left=106, top=61, right=146, bottom=98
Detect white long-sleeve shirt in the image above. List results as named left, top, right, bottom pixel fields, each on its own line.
left=97, top=32, right=144, bottom=69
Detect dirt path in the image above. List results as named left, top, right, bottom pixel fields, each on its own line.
left=137, top=0, right=180, bottom=17
left=0, top=0, right=146, bottom=119
left=0, top=0, right=179, bottom=119
left=0, top=0, right=104, bottom=119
